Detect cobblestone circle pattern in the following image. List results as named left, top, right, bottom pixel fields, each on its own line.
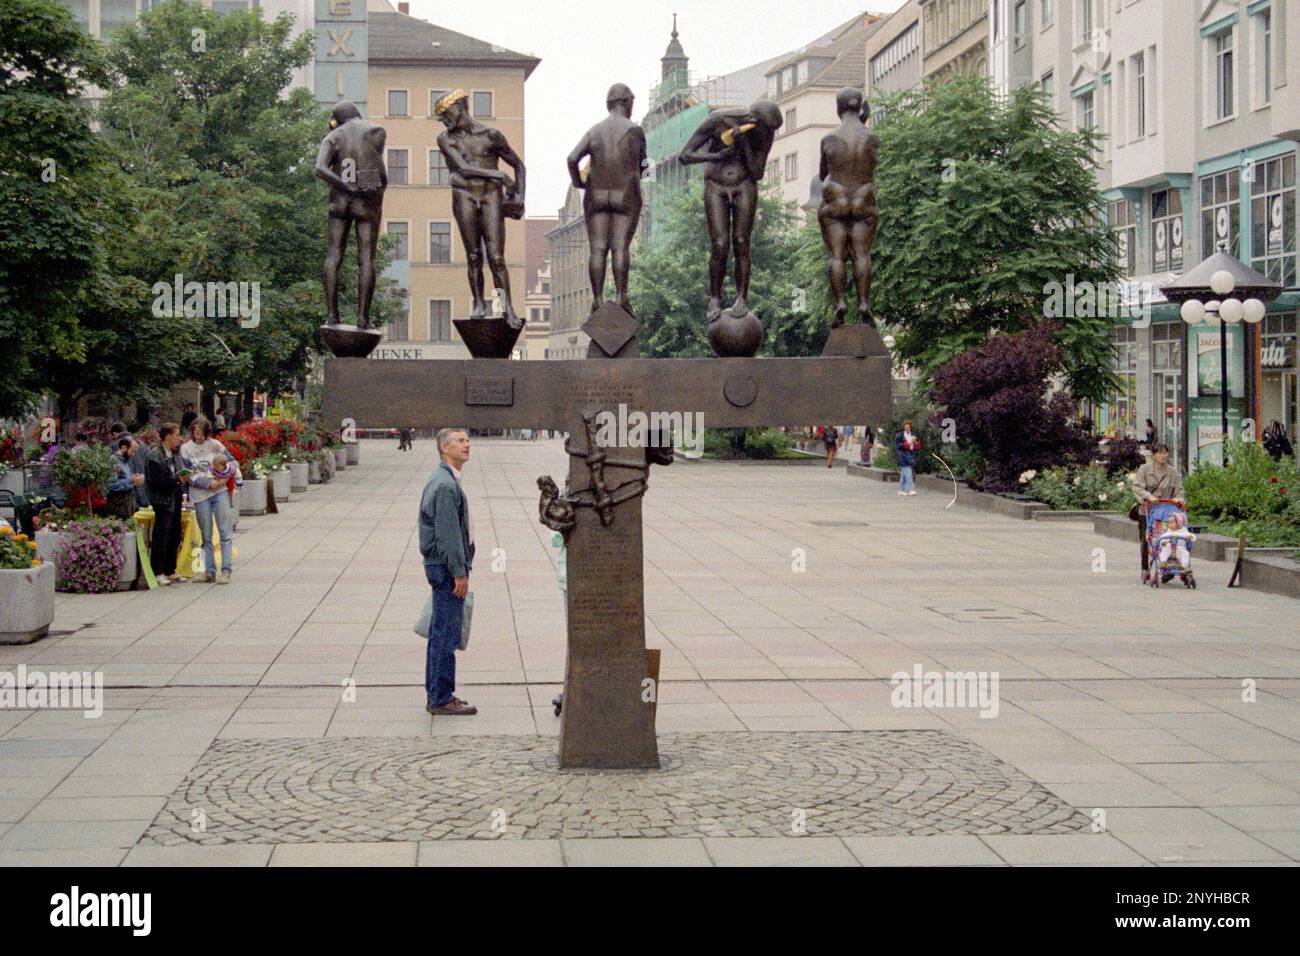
left=141, top=731, right=1089, bottom=843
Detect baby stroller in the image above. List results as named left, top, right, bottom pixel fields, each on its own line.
left=1144, top=499, right=1196, bottom=589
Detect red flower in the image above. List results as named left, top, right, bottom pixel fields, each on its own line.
left=1271, top=476, right=1279, bottom=483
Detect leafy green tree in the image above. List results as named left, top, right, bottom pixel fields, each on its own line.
left=629, top=178, right=804, bottom=357
left=845, top=75, right=1117, bottom=402
left=97, top=1, right=400, bottom=407
left=0, top=0, right=108, bottom=416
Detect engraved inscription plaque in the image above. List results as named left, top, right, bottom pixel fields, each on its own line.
left=465, top=376, right=514, bottom=406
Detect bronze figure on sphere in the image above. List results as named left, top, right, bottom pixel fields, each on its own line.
left=679, top=100, right=782, bottom=321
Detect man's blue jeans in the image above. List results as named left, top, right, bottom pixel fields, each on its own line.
left=193, top=492, right=234, bottom=574
left=424, top=562, right=463, bottom=707
left=899, top=466, right=915, bottom=493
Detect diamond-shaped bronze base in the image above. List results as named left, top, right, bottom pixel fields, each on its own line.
left=453, top=317, right=524, bottom=359
left=320, top=324, right=383, bottom=358
left=582, top=303, right=640, bottom=358
left=821, top=323, right=888, bottom=358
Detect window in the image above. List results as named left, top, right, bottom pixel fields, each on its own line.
left=386, top=221, right=409, bottom=261
left=429, top=300, right=451, bottom=341
left=796, top=60, right=808, bottom=85
left=766, top=74, right=779, bottom=99
left=1108, top=326, right=1138, bottom=437
left=1081, top=0, right=1093, bottom=42
left=766, top=160, right=779, bottom=183
left=429, top=222, right=452, bottom=264
left=1213, top=29, right=1234, bottom=120
left=430, top=89, right=448, bottom=115
left=472, top=91, right=493, bottom=118
left=1108, top=199, right=1136, bottom=277
left=1040, top=70, right=1055, bottom=100
left=1013, top=1, right=1027, bottom=47
left=784, top=152, right=798, bottom=181
left=1250, top=153, right=1296, bottom=286
left=785, top=66, right=796, bottom=90
left=1259, top=11, right=1273, bottom=107
left=784, top=108, right=797, bottom=132
left=387, top=149, right=408, bottom=185
left=1200, top=168, right=1241, bottom=257
left=1149, top=190, right=1183, bottom=273
left=1041, top=0, right=1053, bottom=28
left=429, top=149, right=449, bottom=186
left=541, top=281, right=550, bottom=295
left=387, top=89, right=408, bottom=117
left=1078, top=90, right=1095, bottom=130
left=991, top=0, right=1001, bottom=43
left=1133, top=52, right=1146, bottom=138
left=387, top=313, right=409, bottom=340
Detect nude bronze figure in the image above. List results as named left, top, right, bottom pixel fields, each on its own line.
left=567, top=83, right=647, bottom=314
left=817, top=87, right=879, bottom=328
left=435, top=90, right=526, bottom=329
left=315, top=101, right=387, bottom=329
left=679, top=100, right=782, bottom=322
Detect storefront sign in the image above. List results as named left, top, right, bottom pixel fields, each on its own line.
left=1261, top=338, right=1294, bottom=368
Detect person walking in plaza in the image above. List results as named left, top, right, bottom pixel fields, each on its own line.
left=895, top=420, right=920, bottom=496
left=419, top=428, right=477, bottom=716
left=1130, top=442, right=1184, bottom=577
left=145, top=423, right=188, bottom=586
left=106, top=437, right=144, bottom=520
left=1143, top=418, right=1157, bottom=446
left=823, top=425, right=839, bottom=468
left=180, top=416, right=238, bottom=584
left=859, top=424, right=875, bottom=465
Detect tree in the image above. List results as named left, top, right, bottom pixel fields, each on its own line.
left=863, top=75, right=1118, bottom=402
left=629, top=178, right=804, bottom=357
left=97, top=1, right=401, bottom=409
left=930, top=322, right=1095, bottom=492
left=0, top=0, right=108, bottom=416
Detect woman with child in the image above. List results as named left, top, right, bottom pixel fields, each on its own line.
left=180, top=417, right=241, bottom=584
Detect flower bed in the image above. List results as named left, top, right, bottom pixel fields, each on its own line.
left=1022, top=464, right=1136, bottom=513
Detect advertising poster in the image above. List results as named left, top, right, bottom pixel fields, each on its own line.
left=1188, top=398, right=1248, bottom=468
left=1188, top=328, right=1244, bottom=398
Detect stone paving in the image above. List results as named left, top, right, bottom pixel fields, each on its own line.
left=1, top=438, right=1297, bottom=866
left=140, top=731, right=1086, bottom=843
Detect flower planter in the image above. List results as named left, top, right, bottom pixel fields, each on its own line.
left=240, top=478, right=268, bottom=516
left=0, top=562, right=56, bottom=644
left=288, top=461, right=309, bottom=492
left=271, top=468, right=292, bottom=501
left=334, top=448, right=347, bottom=469
left=346, top=443, right=359, bottom=465
left=37, top=528, right=135, bottom=591
left=308, top=460, right=321, bottom=484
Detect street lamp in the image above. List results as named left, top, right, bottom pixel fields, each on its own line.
left=1162, top=253, right=1281, bottom=465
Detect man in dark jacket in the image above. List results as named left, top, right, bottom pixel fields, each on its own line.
left=145, top=423, right=189, bottom=586
left=418, top=428, right=477, bottom=715
left=110, top=422, right=150, bottom=506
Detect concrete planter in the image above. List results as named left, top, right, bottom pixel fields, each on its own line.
left=308, top=460, right=321, bottom=484
left=0, top=562, right=56, bottom=644
left=346, top=443, right=360, bottom=465
left=334, top=448, right=347, bottom=469
left=239, top=478, right=267, bottom=515
left=288, top=461, right=309, bottom=492
left=271, top=468, right=292, bottom=501
left=1238, top=553, right=1300, bottom=599
left=37, top=528, right=136, bottom=591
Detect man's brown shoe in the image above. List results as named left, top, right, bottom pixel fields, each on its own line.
left=427, top=697, right=477, bottom=716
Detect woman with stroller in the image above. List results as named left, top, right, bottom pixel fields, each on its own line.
left=1130, top=443, right=1183, bottom=577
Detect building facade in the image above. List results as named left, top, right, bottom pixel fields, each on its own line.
left=523, top=217, right=556, bottom=360
left=366, top=6, right=538, bottom=360
left=866, top=0, right=923, bottom=107
left=920, top=0, right=990, bottom=78
left=546, top=187, right=592, bottom=359
left=763, top=13, right=885, bottom=212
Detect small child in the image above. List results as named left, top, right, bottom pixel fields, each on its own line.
left=209, top=454, right=239, bottom=503
left=1157, top=513, right=1196, bottom=570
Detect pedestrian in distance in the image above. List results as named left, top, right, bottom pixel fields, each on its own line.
left=822, top=425, right=839, bottom=467
left=145, top=423, right=188, bottom=586
left=896, top=420, right=920, bottom=495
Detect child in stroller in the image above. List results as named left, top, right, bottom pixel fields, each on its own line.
left=1145, top=499, right=1197, bottom=588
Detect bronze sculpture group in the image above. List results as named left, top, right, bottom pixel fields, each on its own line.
left=317, top=85, right=879, bottom=358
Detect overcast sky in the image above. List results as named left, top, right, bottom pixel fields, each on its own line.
left=404, top=0, right=909, bottom=214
